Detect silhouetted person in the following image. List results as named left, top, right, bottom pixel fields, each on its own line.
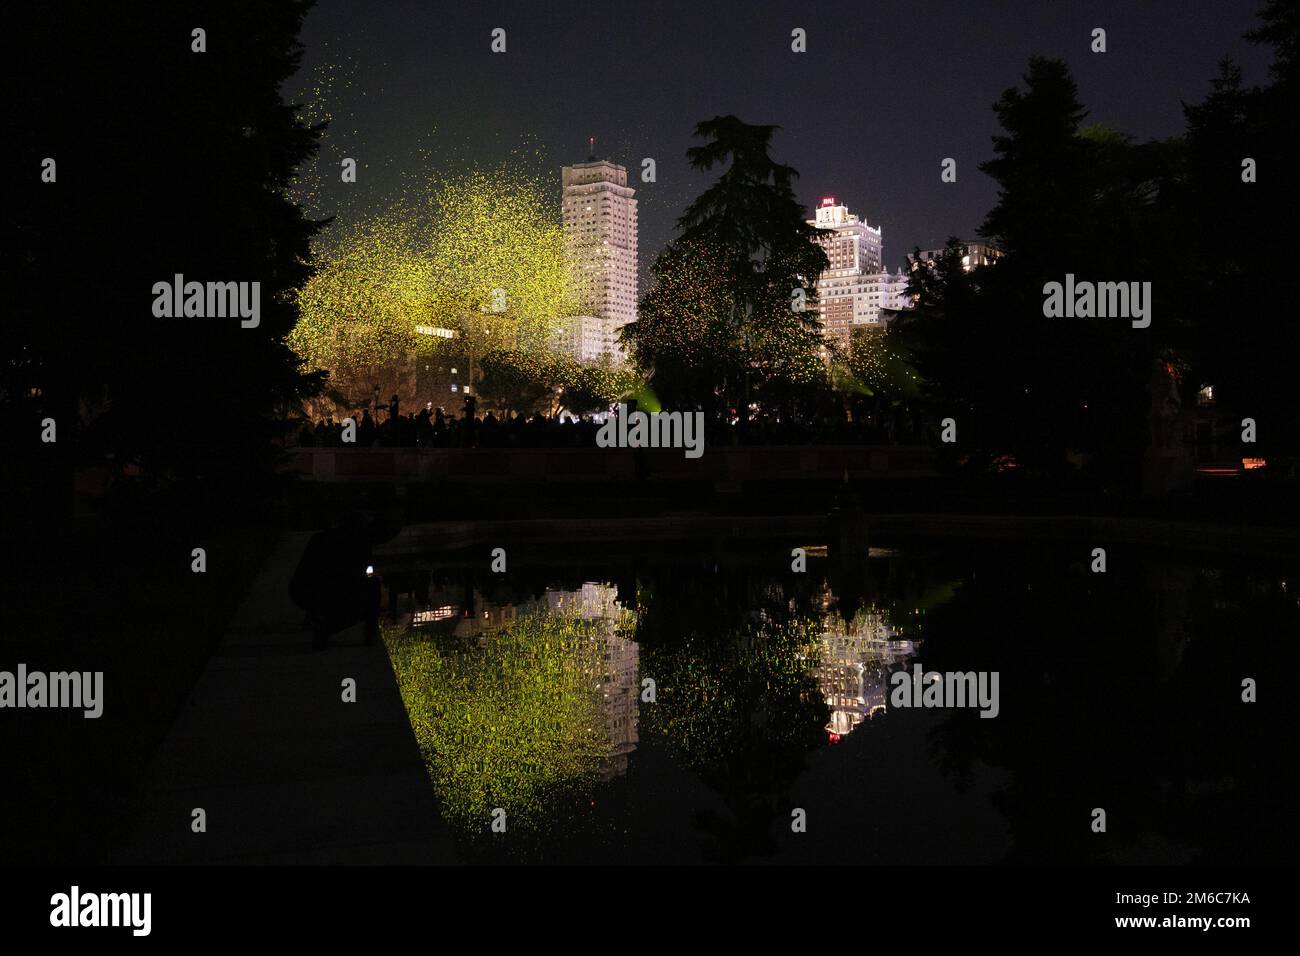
left=289, top=512, right=381, bottom=649
left=416, top=403, right=433, bottom=446
left=432, top=408, right=446, bottom=446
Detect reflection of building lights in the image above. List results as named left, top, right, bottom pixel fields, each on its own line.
left=816, top=613, right=921, bottom=738
left=412, top=606, right=458, bottom=625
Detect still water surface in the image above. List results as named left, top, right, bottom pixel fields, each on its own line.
left=379, top=539, right=1298, bottom=864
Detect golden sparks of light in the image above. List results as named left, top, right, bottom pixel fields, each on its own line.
left=289, top=165, right=581, bottom=378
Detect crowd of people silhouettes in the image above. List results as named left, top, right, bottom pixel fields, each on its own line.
left=292, top=393, right=917, bottom=448
left=295, top=395, right=605, bottom=449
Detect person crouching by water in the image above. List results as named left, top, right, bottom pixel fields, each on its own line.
left=288, top=511, right=382, bottom=650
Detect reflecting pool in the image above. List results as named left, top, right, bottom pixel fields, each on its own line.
left=380, top=539, right=1299, bottom=864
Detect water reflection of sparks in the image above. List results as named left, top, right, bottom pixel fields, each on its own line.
left=420, top=582, right=639, bottom=773
left=386, top=582, right=640, bottom=839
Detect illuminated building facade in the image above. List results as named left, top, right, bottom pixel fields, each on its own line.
left=550, top=314, right=626, bottom=365
left=561, top=158, right=638, bottom=364
left=808, top=198, right=911, bottom=344
left=913, top=241, right=1003, bottom=273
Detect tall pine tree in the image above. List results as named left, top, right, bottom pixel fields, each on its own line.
left=4, top=0, right=326, bottom=516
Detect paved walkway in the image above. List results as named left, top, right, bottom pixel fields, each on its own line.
left=115, top=532, right=456, bottom=864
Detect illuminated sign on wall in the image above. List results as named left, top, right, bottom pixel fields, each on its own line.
left=415, top=325, right=457, bottom=338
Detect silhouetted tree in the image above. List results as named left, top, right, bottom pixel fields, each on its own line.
left=476, top=348, right=561, bottom=417
left=624, top=117, right=830, bottom=431
left=1174, top=2, right=1300, bottom=460
left=4, top=0, right=326, bottom=514
left=899, top=60, right=1179, bottom=481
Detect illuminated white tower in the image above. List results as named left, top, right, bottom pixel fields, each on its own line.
left=809, top=197, right=899, bottom=344
left=560, top=152, right=638, bottom=362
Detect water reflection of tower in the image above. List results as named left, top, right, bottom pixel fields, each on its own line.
left=816, top=609, right=919, bottom=738
left=547, top=583, right=640, bottom=777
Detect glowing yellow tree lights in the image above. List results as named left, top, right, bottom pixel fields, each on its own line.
left=289, top=166, right=580, bottom=391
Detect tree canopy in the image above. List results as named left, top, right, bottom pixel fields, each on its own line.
left=623, top=116, right=831, bottom=426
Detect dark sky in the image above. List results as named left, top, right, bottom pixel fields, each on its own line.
left=290, top=0, right=1273, bottom=275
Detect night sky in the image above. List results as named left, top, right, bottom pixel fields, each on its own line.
left=290, top=0, right=1272, bottom=275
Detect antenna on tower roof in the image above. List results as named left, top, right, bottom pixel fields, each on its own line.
left=587, top=136, right=597, bottom=162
